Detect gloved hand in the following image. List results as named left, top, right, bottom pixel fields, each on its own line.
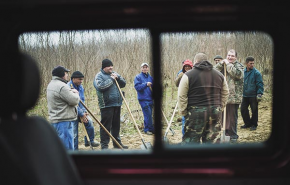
left=257, top=94, right=262, bottom=102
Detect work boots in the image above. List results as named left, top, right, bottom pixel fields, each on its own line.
left=240, top=124, right=252, bottom=129
left=250, top=125, right=257, bottom=131
left=113, top=143, right=129, bottom=149
left=85, top=141, right=100, bottom=147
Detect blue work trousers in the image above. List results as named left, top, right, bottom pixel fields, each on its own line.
left=139, top=100, right=154, bottom=133
left=182, top=116, right=185, bottom=136
left=73, top=116, right=95, bottom=150
left=52, top=121, right=74, bottom=150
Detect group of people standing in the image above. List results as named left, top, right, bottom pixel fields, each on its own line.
left=46, top=49, right=264, bottom=150
left=47, top=59, right=154, bottom=150
left=177, top=49, right=264, bottom=144
left=47, top=66, right=100, bottom=150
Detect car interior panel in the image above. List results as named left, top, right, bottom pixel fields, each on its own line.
left=0, top=0, right=290, bottom=185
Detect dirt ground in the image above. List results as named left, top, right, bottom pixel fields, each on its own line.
left=78, top=100, right=272, bottom=151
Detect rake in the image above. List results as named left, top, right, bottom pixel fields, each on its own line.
left=163, top=101, right=178, bottom=143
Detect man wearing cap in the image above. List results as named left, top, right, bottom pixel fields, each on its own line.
left=214, top=55, right=223, bottom=64
left=93, top=59, right=128, bottom=149
left=47, top=66, right=80, bottom=150
left=134, top=63, right=154, bottom=135
left=67, top=71, right=100, bottom=150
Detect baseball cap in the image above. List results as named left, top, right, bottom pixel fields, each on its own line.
left=52, top=65, right=70, bottom=77
left=140, top=63, right=149, bottom=67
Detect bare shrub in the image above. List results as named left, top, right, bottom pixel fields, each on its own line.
left=19, top=30, right=273, bottom=141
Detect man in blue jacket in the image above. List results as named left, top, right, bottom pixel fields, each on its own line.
left=94, top=59, right=128, bottom=149
left=134, top=63, right=154, bottom=135
left=240, top=56, right=264, bottom=131
left=67, top=71, right=100, bottom=150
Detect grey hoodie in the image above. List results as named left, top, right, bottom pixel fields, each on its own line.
left=47, top=76, right=80, bottom=123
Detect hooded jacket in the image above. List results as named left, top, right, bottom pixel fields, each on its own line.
left=93, top=69, right=126, bottom=109
left=178, top=61, right=229, bottom=116
left=47, top=76, right=80, bottom=123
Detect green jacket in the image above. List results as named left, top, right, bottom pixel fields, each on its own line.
left=214, top=60, right=244, bottom=104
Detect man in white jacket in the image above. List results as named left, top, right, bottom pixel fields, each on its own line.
left=47, top=66, right=80, bottom=150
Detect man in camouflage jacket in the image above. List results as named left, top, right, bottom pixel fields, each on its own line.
left=214, top=49, right=244, bottom=141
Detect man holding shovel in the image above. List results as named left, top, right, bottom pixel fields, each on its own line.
left=93, top=59, right=129, bottom=150
left=134, top=62, right=154, bottom=135
left=67, top=71, right=100, bottom=150
left=178, top=53, right=229, bottom=144
left=47, top=66, right=80, bottom=150
left=214, top=49, right=244, bottom=142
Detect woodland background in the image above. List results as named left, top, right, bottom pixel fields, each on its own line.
left=19, top=29, right=273, bottom=149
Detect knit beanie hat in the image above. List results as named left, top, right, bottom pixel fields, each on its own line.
left=71, top=71, right=84, bottom=79
left=182, top=59, right=193, bottom=73
left=214, top=55, right=223, bottom=60
left=102, top=59, right=113, bottom=69
left=52, top=65, right=70, bottom=78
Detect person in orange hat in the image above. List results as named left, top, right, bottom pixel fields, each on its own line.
left=175, top=59, right=193, bottom=87
left=175, top=59, right=193, bottom=136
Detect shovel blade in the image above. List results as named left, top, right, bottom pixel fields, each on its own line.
left=220, top=134, right=230, bottom=143
left=140, top=142, right=153, bottom=150
left=163, top=136, right=170, bottom=144
left=224, top=136, right=230, bottom=143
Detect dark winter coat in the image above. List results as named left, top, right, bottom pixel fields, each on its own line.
left=243, top=67, right=264, bottom=97
left=93, top=69, right=126, bottom=109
